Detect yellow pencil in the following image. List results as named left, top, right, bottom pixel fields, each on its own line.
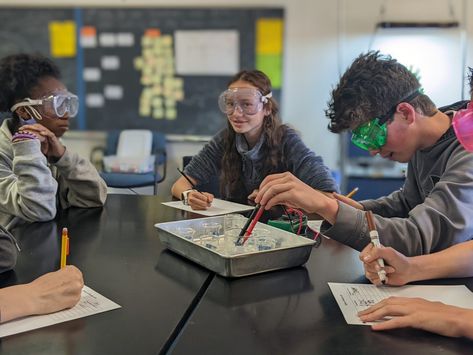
left=60, top=227, right=69, bottom=269
left=346, top=187, right=359, bottom=199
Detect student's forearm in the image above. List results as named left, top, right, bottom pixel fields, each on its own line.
left=171, top=177, right=194, bottom=199
left=409, top=241, right=473, bottom=281
left=458, top=309, right=473, bottom=339
left=317, top=197, right=339, bottom=225
left=0, top=284, right=35, bottom=323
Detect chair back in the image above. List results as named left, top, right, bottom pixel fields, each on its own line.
left=117, top=130, right=153, bottom=157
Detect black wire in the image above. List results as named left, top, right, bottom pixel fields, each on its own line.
left=280, top=205, right=296, bottom=234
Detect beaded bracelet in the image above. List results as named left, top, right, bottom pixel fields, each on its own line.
left=12, top=131, right=38, bottom=143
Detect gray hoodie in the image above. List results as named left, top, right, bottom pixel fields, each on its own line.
left=0, top=225, right=19, bottom=273
left=322, top=102, right=473, bottom=256
left=185, top=127, right=338, bottom=203
left=0, top=118, right=107, bottom=228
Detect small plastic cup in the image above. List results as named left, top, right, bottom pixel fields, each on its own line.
left=203, top=237, right=220, bottom=251
left=175, top=227, right=196, bottom=241
left=224, top=228, right=257, bottom=255
left=254, top=237, right=277, bottom=251
left=224, top=214, right=247, bottom=230
left=252, top=228, right=281, bottom=249
left=202, top=222, right=222, bottom=238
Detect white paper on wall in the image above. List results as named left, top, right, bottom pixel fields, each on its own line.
left=175, top=30, right=239, bottom=75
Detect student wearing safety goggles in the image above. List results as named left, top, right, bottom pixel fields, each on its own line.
left=357, top=68, right=473, bottom=339
left=171, top=70, right=337, bottom=210
left=0, top=53, right=107, bottom=227
left=256, top=51, right=473, bottom=257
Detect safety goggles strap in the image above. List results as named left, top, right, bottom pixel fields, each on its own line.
left=10, top=98, right=43, bottom=113
left=262, top=92, right=272, bottom=103
left=378, top=88, right=421, bottom=125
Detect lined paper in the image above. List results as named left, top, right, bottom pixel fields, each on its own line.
left=328, top=282, right=473, bottom=325
left=0, top=286, right=121, bottom=338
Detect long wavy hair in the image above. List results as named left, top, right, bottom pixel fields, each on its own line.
left=220, top=70, right=288, bottom=201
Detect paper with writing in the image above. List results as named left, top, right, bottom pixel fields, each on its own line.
left=0, top=286, right=120, bottom=338
left=328, top=282, right=473, bottom=325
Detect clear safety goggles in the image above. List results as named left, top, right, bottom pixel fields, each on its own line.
left=10, top=92, right=79, bottom=120
left=218, top=87, right=272, bottom=116
left=351, top=89, right=421, bottom=151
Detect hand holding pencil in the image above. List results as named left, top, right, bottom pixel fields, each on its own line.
left=177, top=168, right=214, bottom=210
left=365, top=211, right=387, bottom=284
left=360, top=243, right=413, bottom=286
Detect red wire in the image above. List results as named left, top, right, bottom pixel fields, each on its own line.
left=287, top=208, right=303, bottom=235
left=285, top=207, right=321, bottom=242
left=242, top=205, right=265, bottom=245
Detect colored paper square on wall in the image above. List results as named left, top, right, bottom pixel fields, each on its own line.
left=49, top=21, right=77, bottom=57
left=256, top=18, right=283, bottom=55
left=256, top=54, right=282, bottom=89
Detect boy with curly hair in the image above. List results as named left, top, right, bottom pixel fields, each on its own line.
left=256, top=52, right=473, bottom=256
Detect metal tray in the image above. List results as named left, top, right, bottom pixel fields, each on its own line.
left=155, top=214, right=315, bottom=277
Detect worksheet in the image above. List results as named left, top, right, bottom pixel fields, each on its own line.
left=162, top=198, right=254, bottom=216
left=328, top=282, right=473, bottom=325
left=0, top=286, right=121, bottom=338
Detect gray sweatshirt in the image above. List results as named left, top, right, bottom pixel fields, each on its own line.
left=322, top=124, right=473, bottom=256
left=0, top=225, right=18, bottom=273
left=0, top=119, right=107, bottom=228
left=185, top=127, right=338, bottom=203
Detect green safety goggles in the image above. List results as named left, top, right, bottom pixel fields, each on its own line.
left=351, top=118, right=388, bottom=150
left=351, top=89, right=421, bottom=151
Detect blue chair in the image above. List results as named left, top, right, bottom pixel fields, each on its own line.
left=93, top=130, right=167, bottom=195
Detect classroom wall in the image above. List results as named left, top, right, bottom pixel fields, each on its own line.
left=2, top=0, right=472, bottom=195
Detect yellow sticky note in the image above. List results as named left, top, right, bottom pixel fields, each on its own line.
left=165, top=107, right=177, bottom=120
left=153, top=108, right=164, bottom=119
left=174, top=90, right=184, bottom=101
left=139, top=103, right=151, bottom=117
left=134, top=57, right=144, bottom=70
left=165, top=98, right=176, bottom=107
left=161, top=35, right=173, bottom=47
left=256, top=18, right=283, bottom=55
left=141, top=75, right=152, bottom=85
left=49, top=21, right=77, bottom=58
left=152, top=97, right=163, bottom=108
left=151, top=85, right=163, bottom=95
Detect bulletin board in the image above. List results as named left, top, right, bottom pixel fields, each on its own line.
left=0, top=7, right=284, bottom=135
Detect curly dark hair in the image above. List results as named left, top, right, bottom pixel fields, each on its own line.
left=325, top=51, right=437, bottom=133
left=0, top=53, right=61, bottom=113
left=220, top=69, right=289, bottom=201
left=468, top=66, right=473, bottom=96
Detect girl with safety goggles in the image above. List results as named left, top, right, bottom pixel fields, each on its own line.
left=171, top=69, right=338, bottom=211
left=218, top=87, right=272, bottom=116
left=0, top=53, right=106, bottom=227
